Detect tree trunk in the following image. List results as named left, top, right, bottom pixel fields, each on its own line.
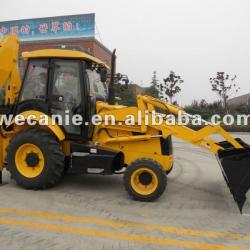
left=223, top=97, right=229, bottom=114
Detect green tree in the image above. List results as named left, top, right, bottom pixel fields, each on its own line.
left=159, top=71, right=184, bottom=103
left=185, top=99, right=224, bottom=120
left=114, top=82, right=136, bottom=106
left=210, top=72, right=239, bottom=113
left=143, top=71, right=159, bottom=98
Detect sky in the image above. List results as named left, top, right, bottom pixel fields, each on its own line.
left=1, top=0, right=250, bottom=105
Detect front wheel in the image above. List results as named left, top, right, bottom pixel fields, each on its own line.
left=7, top=128, right=65, bottom=189
left=124, top=158, right=167, bottom=201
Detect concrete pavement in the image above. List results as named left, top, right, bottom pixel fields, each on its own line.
left=0, top=133, right=250, bottom=249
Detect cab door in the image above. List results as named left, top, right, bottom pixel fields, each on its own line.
left=49, top=59, right=84, bottom=138
left=84, top=67, right=108, bottom=139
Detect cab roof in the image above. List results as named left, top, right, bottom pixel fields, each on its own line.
left=22, top=49, right=110, bottom=69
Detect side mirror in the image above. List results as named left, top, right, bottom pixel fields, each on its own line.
left=100, top=68, right=108, bottom=83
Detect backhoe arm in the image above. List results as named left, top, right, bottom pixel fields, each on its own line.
left=0, top=35, right=21, bottom=105
left=0, top=35, right=21, bottom=180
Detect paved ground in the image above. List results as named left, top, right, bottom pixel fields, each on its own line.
left=0, top=133, right=250, bottom=250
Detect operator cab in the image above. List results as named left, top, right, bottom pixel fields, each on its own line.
left=17, top=49, right=109, bottom=140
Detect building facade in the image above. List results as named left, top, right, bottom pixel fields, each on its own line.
left=129, top=84, right=144, bottom=96
left=228, top=93, right=250, bottom=106
left=0, top=14, right=112, bottom=74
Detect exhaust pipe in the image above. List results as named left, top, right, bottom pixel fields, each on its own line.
left=217, top=138, right=250, bottom=213
left=108, top=49, right=116, bottom=105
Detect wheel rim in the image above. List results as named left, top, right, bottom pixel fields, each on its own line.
left=130, top=167, right=158, bottom=195
left=15, top=143, right=45, bottom=178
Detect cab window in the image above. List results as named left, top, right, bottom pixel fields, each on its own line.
left=52, top=60, right=81, bottom=109
left=86, top=68, right=108, bottom=100
left=20, top=59, right=48, bottom=102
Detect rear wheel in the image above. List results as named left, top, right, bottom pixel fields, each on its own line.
left=124, top=158, right=167, bottom=201
left=7, top=128, right=65, bottom=189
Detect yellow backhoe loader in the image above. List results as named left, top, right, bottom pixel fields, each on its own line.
left=0, top=35, right=250, bottom=212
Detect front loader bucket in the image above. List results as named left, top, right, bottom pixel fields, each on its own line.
left=217, top=139, right=250, bottom=213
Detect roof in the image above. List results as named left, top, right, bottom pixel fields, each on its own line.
left=22, top=49, right=110, bottom=69
left=20, top=37, right=113, bottom=56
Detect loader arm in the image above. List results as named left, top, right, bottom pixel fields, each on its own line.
left=138, top=96, right=243, bottom=154
left=98, top=95, right=242, bottom=154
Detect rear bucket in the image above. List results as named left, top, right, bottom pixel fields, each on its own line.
left=217, top=138, right=250, bottom=213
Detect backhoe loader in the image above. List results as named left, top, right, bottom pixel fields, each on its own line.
left=0, top=35, right=250, bottom=212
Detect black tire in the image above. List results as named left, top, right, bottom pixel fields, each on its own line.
left=124, top=158, right=167, bottom=201
left=7, top=128, right=65, bottom=189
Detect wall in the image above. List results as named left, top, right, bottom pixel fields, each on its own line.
left=228, top=93, right=250, bottom=106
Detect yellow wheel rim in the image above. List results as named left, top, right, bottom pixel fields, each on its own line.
left=130, top=168, right=158, bottom=195
left=15, top=143, right=45, bottom=178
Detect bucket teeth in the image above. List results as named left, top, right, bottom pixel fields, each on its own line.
left=234, top=194, right=246, bottom=214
